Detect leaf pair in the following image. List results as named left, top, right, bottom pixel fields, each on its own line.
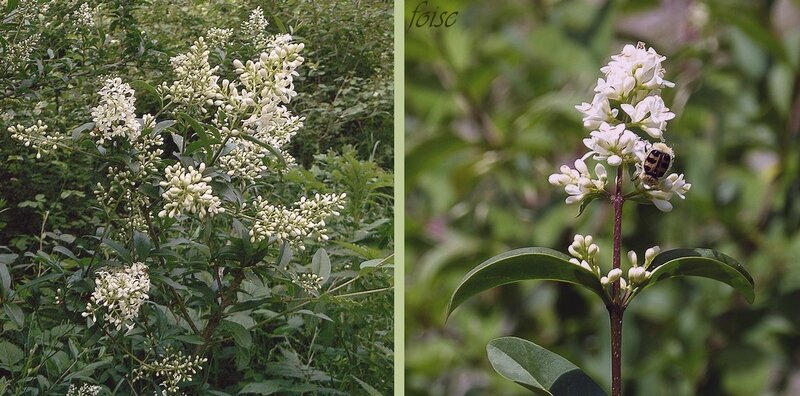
left=447, top=246, right=755, bottom=394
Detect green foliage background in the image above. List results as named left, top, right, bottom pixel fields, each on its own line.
left=405, top=0, right=800, bottom=395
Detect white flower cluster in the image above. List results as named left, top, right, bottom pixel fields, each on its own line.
left=1, top=33, right=40, bottom=70
left=642, top=173, right=691, bottom=212
left=7, top=120, right=65, bottom=159
left=134, top=348, right=206, bottom=394
left=250, top=193, right=346, bottom=250
left=66, top=384, right=101, bottom=396
left=212, top=29, right=306, bottom=180
left=206, top=27, right=233, bottom=48
left=93, top=116, right=164, bottom=239
left=72, top=3, right=95, bottom=28
left=160, top=38, right=220, bottom=113
left=82, top=262, right=150, bottom=331
left=294, top=272, right=324, bottom=294
left=551, top=42, right=691, bottom=212
left=158, top=163, right=224, bottom=219
left=548, top=158, right=608, bottom=204
left=241, top=6, right=271, bottom=50
left=90, top=78, right=141, bottom=145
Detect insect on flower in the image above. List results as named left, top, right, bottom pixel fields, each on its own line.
left=638, top=142, right=674, bottom=187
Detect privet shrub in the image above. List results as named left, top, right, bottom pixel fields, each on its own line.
left=0, top=3, right=393, bottom=395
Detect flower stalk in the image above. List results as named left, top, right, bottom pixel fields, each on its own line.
left=610, top=165, right=624, bottom=396
left=550, top=42, right=687, bottom=395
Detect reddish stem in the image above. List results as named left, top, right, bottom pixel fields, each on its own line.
left=609, top=165, right=624, bottom=396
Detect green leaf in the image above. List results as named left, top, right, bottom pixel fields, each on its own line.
left=0, top=341, right=23, bottom=366
left=239, top=380, right=292, bottom=395
left=447, top=247, right=608, bottom=319
left=276, top=242, right=292, bottom=268
left=240, top=134, right=286, bottom=166
left=486, top=337, right=607, bottom=396
left=311, top=248, right=331, bottom=282
left=577, top=192, right=605, bottom=217
left=179, top=112, right=206, bottom=137
left=4, top=303, right=23, bottom=327
left=0, top=262, right=10, bottom=294
left=351, top=375, right=383, bottom=396
left=69, top=122, right=95, bottom=140
left=102, top=239, right=131, bottom=263
left=635, top=248, right=755, bottom=303
left=133, top=231, right=152, bottom=260
left=221, top=320, right=253, bottom=350
left=130, top=80, right=162, bottom=106
left=153, top=120, right=177, bottom=134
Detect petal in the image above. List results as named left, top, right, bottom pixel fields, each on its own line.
left=652, top=198, right=673, bottom=212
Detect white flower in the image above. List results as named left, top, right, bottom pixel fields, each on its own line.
left=206, top=27, right=233, bottom=48
left=583, top=122, right=642, bottom=166
left=575, top=93, right=619, bottom=129
left=643, top=173, right=691, bottom=212
left=645, top=246, right=661, bottom=264
left=242, top=7, right=271, bottom=50
left=600, top=268, right=623, bottom=286
left=548, top=158, right=607, bottom=205
left=66, top=384, right=101, bottom=396
left=626, top=247, right=657, bottom=284
left=597, top=43, right=674, bottom=101
left=212, top=36, right=306, bottom=177
left=133, top=348, right=206, bottom=394
left=160, top=38, right=220, bottom=113
left=621, top=95, right=675, bottom=140
left=250, top=193, right=346, bottom=250
left=82, top=262, right=150, bottom=330
left=567, top=234, right=602, bottom=275
left=293, top=272, right=324, bottom=294
left=1, top=33, right=40, bottom=70
left=72, top=3, right=95, bottom=28
left=91, top=78, right=141, bottom=145
left=158, top=163, right=225, bottom=219
left=7, top=121, right=65, bottom=158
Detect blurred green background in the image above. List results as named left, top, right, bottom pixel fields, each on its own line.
left=404, top=0, right=800, bottom=395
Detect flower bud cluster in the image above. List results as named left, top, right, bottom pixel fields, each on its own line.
left=82, top=262, right=150, bottom=331
left=7, top=120, right=65, bottom=159
left=552, top=42, right=691, bottom=212
left=134, top=348, right=207, bottom=394
left=241, top=7, right=271, bottom=50
left=565, top=236, right=662, bottom=295
left=1, top=33, right=40, bottom=70
left=294, top=272, right=324, bottom=294
left=66, top=384, right=101, bottom=396
left=206, top=27, right=233, bottom=48
left=160, top=38, right=220, bottom=113
left=90, top=78, right=141, bottom=145
left=567, top=234, right=601, bottom=275
left=250, top=193, right=346, bottom=250
left=158, top=163, right=224, bottom=219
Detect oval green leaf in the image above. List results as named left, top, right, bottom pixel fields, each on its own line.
left=636, top=248, right=754, bottom=303
left=487, top=337, right=607, bottom=396
left=447, top=247, right=609, bottom=319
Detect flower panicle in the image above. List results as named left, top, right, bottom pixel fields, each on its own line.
left=550, top=42, right=691, bottom=212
